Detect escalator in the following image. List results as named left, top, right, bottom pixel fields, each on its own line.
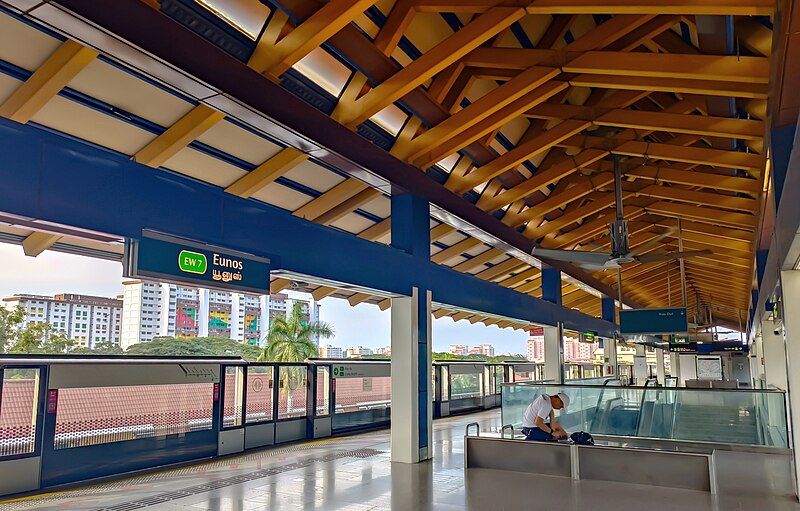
left=672, top=404, right=758, bottom=444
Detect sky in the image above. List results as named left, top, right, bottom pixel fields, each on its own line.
left=0, top=244, right=529, bottom=354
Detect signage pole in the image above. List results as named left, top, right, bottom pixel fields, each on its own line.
left=678, top=219, right=688, bottom=309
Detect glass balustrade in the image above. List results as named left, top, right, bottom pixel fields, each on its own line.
left=502, top=382, right=788, bottom=448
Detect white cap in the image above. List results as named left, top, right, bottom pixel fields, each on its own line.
left=557, top=392, right=570, bottom=409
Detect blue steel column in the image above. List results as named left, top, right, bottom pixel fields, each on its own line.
left=390, top=191, right=432, bottom=463
left=601, top=296, right=618, bottom=376
left=541, top=265, right=562, bottom=306
left=541, top=266, right=563, bottom=382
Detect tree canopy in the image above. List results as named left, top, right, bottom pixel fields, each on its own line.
left=258, top=302, right=333, bottom=362
left=125, top=336, right=262, bottom=360
left=0, top=306, right=73, bottom=354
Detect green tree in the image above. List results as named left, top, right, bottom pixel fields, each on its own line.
left=123, top=336, right=262, bottom=360
left=91, top=339, right=124, bottom=355
left=8, top=321, right=72, bottom=354
left=0, top=306, right=25, bottom=353
left=125, top=337, right=217, bottom=357
left=257, top=302, right=333, bottom=362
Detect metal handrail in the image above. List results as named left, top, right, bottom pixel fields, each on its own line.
left=465, top=422, right=480, bottom=437
left=501, top=424, right=515, bottom=439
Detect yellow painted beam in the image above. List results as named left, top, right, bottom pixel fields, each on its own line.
left=526, top=104, right=763, bottom=140
left=315, top=188, right=382, bottom=226
left=451, top=247, right=504, bottom=272
left=525, top=1, right=775, bottom=15
left=432, top=309, right=451, bottom=319
left=479, top=149, right=607, bottom=211
left=605, top=15, right=680, bottom=51
left=431, top=238, right=484, bottom=264
left=270, top=278, right=292, bottom=294
left=430, top=223, right=456, bottom=243
left=474, top=258, right=527, bottom=281
left=358, top=218, right=392, bottom=241
left=0, top=40, right=97, bottom=123
left=225, top=147, right=307, bottom=198
left=626, top=166, right=759, bottom=195
left=247, top=9, right=290, bottom=71
left=645, top=215, right=752, bottom=242
left=374, top=0, right=416, bottom=55
left=565, top=14, right=656, bottom=52
left=513, top=173, right=615, bottom=227
left=452, top=120, right=590, bottom=194
left=396, top=66, right=560, bottom=161
left=645, top=201, right=756, bottom=230
left=348, top=293, right=372, bottom=306
left=526, top=192, right=620, bottom=238
left=610, top=141, right=763, bottom=176
left=134, top=105, right=224, bottom=168
left=564, top=52, right=769, bottom=84
left=261, top=0, right=380, bottom=76
left=293, top=179, right=368, bottom=221
left=568, top=73, right=767, bottom=99
left=450, top=311, right=472, bottom=322
left=594, top=109, right=764, bottom=140
left=635, top=185, right=757, bottom=213
left=418, top=81, right=568, bottom=169
left=499, top=267, right=539, bottom=288
left=21, top=232, right=61, bottom=257
left=312, top=286, right=337, bottom=301
left=333, top=7, right=525, bottom=126
left=461, top=47, right=562, bottom=70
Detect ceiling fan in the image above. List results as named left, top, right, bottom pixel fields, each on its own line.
left=530, top=156, right=712, bottom=271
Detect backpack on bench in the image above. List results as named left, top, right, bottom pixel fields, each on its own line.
left=570, top=431, right=595, bottom=445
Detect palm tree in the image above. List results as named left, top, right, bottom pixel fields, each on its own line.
left=257, top=302, right=333, bottom=362
left=258, top=302, right=333, bottom=417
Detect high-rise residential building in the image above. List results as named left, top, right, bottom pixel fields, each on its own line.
left=120, top=281, right=320, bottom=349
left=318, top=344, right=344, bottom=358
left=564, top=339, right=599, bottom=362
left=469, top=344, right=495, bottom=357
left=375, top=346, right=391, bottom=356
left=449, top=344, right=468, bottom=356
left=2, top=293, right=123, bottom=349
left=527, top=327, right=545, bottom=361
left=345, top=346, right=373, bottom=358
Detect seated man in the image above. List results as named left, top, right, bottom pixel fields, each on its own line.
left=521, top=392, right=570, bottom=441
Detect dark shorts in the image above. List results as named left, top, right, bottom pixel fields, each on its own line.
left=522, top=426, right=553, bottom=442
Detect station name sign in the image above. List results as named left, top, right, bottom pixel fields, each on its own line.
left=619, top=307, right=688, bottom=335
left=124, top=231, right=270, bottom=294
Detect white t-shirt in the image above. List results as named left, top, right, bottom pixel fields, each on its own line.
left=522, top=394, right=553, bottom=428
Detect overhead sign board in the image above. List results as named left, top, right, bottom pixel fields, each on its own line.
left=124, top=231, right=270, bottom=294
left=669, top=342, right=697, bottom=353
left=619, top=307, right=688, bottom=335
left=581, top=331, right=597, bottom=343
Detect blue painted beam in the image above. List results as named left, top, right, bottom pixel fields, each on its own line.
left=0, top=118, right=616, bottom=336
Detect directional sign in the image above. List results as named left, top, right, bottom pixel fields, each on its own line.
left=124, top=231, right=270, bottom=294
left=620, top=307, right=688, bottom=335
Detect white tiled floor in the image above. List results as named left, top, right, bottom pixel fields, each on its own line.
left=1, top=411, right=798, bottom=511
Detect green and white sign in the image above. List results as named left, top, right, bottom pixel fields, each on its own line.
left=124, top=231, right=270, bottom=294
left=330, top=364, right=390, bottom=379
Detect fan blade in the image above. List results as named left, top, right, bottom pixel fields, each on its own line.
left=628, top=227, right=677, bottom=257
left=532, top=247, right=611, bottom=266
left=636, top=250, right=711, bottom=263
